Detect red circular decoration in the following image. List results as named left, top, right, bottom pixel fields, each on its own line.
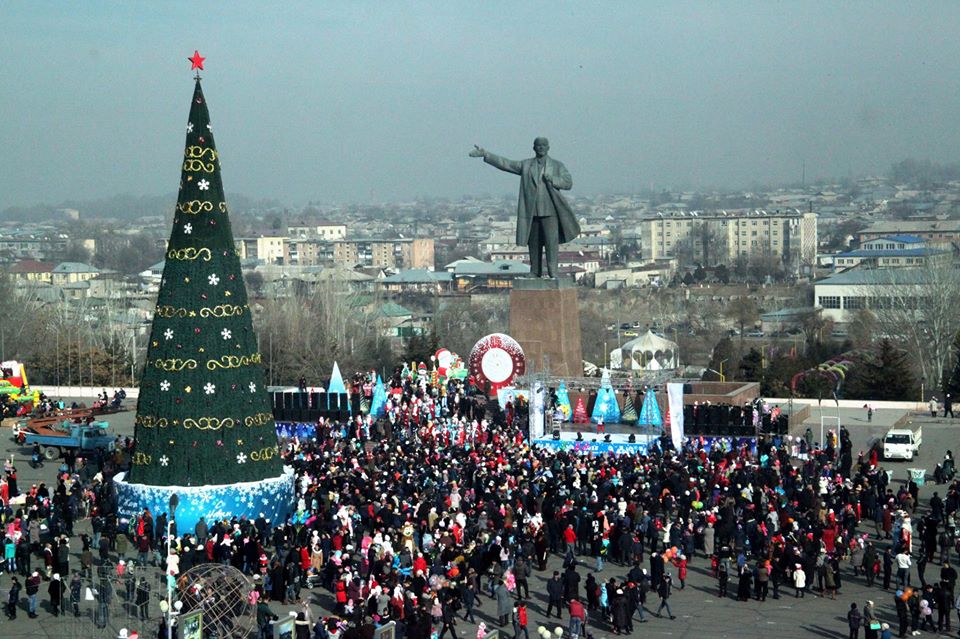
left=468, top=333, right=525, bottom=396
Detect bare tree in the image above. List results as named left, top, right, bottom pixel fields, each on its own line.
left=859, top=265, right=960, bottom=388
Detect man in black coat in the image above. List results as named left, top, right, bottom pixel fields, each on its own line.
left=545, top=571, right=564, bottom=619
left=563, top=564, right=580, bottom=604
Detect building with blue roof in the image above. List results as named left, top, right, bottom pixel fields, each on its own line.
left=832, top=234, right=949, bottom=270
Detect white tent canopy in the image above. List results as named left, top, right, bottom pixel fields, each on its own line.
left=610, top=330, right=679, bottom=371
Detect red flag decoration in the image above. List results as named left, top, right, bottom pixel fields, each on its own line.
left=573, top=397, right=589, bottom=424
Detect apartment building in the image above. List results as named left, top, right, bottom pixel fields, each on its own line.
left=639, top=210, right=818, bottom=267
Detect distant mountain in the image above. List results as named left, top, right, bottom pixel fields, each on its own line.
left=0, top=193, right=285, bottom=222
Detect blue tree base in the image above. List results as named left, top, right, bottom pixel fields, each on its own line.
left=114, top=466, right=295, bottom=532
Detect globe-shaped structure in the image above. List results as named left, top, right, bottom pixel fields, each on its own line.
left=469, top=333, right=526, bottom=395
left=175, top=564, right=255, bottom=639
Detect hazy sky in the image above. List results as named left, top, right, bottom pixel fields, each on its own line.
left=3, top=2, right=960, bottom=209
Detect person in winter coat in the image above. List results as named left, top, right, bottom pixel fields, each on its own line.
left=511, top=602, right=529, bottom=639
left=585, top=573, right=599, bottom=611
left=48, top=573, right=65, bottom=616
left=6, top=577, right=20, bottom=619
left=846, top=602, right=862, bottom=639
left=863, top=600, right=878, bottom=639
left=793, top=564, right=806, bottom=598
left=673, top=555, right=688, bottom=589
left=438, top=596, right=458, bottom=639
left=545, top=571, right=564, bottom=619
left=654, top=573, right=675, bottom=619
left=495, top=579, right=512, bottom=626
left=611, top=589, right=630, bottom=635
left=737, top=564, right=752, bottom=601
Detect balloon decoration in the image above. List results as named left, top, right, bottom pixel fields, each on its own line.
left=468, top=333, right=526, bottom=395
left=434, top=347, right=468, bottom=381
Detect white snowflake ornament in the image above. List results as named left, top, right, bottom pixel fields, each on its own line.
left=198, top=179, right=210, bottom=191
left=183, top=223, right=193, bottom=235
left=237, top=453, right=247, bottom=464
left=220, top=328, right=232, bottom=340
left=186, top=123, right=194, bottom=133
left=204, top=383, right=216, bottom=395
left=160, top=380, right=171, bottom=391
left=163, top=328, right=174, bottom=341
left=248, top=382, right=257, bottom=393
left=208, top=274, right=220, bottom=286
left=159, top=456, right=169, bottom=467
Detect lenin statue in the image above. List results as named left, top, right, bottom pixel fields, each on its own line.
left=470, top=138, right=581, bottom=278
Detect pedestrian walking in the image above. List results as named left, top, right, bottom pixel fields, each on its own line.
left=654, top=573, right=675, bottom=619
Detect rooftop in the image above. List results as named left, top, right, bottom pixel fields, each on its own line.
left=9, top=260, right=55, bottom=273
left=815, top=268, right=929, bottom=286
left=52, top=262, right=99, bottom=274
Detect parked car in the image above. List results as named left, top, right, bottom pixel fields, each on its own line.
left=623, top=330, right=639, bottom=337
left=746, top=330, right=764, bottom=337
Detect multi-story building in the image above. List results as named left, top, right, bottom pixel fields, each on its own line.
left=858, top=220, right=960, bottom=246
left=234, top=236, right=287, bottom=264
left=832, top=234, right=950, bottom=270
left=332, top=238, right=434, bottom=270
left=286, top=222, right=347, bottom=241
left=638, top=210, right=818, bottom=268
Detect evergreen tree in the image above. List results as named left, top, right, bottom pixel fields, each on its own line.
left=848, top=339, right=915, bottom=401
left=130, top=79, right=283, bottom=487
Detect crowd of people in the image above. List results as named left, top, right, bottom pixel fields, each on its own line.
left=0, top=365, right=958, bottom=639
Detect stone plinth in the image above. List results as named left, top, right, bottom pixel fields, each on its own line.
left=509, top=278, right=582, bottom=377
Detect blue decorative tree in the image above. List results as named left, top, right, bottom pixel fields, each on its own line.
left=555, top=382, right=572, bottom=422
left=638, top=388, right=663, bottom=429
left=591, top=386, right=622, bottom=424
left=370, top=375, right=387, bottom=418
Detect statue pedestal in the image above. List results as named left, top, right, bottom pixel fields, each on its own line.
left=509, top=278, right=582, bottom=377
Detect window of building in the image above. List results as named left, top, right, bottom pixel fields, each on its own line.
left=819, top=296, right=841, bottom=309
left=751, top=230, right=758, bottom=236
left=844, top=297, right=865, bottom=309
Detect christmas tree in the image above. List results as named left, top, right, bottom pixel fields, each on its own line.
left=573, top=397, right=589, bottom=423
left=370, top=374, right=387, bottom=418
left=591, top=386, right=622, bottom=424
left=638, top=388, right=663, bottom=429
left=621, top=394, right=637, bottom=424
left=124, top=58, right=289, bottom=510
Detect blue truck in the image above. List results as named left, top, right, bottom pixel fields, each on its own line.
left=15, top=419, right=116, bottom=460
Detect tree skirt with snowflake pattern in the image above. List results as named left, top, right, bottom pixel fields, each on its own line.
left=114, top=466, right=295, bottom=531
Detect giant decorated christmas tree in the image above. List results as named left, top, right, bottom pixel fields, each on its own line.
left=116, top=53, right=293, bottom=528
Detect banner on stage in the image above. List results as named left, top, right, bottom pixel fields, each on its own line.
left=532, top=438, right=650, bottom=456
left=667, top=382, right=684, bottom=451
